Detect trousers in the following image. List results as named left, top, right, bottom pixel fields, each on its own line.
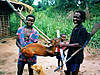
left=64, top=64, right=80, bottom=75
left=17, top=61, right=34, bottom=75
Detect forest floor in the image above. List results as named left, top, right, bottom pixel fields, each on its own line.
left=0, top=37, right=100, bottom=75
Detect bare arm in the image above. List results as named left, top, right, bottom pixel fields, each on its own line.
left=64, top=43, right=82, bottom=51
left=59, top=42, right=82, bottom=48
left=67, top=43, right=82, bottom=47
left=16, top=36, right=22, bottom=49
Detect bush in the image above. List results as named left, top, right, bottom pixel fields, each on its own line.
left=10, top=6, right=100, bottom=49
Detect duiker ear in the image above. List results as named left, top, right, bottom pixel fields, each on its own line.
left=53, top=38, right=60, bottom=45
left=48, top=40, right=52, bottom=45
left=48, top=39, right=55, bottom=46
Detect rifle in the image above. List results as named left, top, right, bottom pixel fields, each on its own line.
left=54, top=22, right=100, bottom=72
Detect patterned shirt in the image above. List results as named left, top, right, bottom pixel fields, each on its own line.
left=16, top=25, right=39, bottom=64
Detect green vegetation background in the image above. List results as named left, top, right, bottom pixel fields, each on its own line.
left=10, top=2, right=100, bottom=49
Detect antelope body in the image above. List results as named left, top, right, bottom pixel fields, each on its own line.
left=21, top=39, right=59, bottom=57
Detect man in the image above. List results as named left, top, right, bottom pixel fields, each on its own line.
left=64, top=10, right=89, bottom=75
left=16, top=14, right=39, bottom=75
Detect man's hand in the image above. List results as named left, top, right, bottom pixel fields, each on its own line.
left=59, top=41, right=69, bottom=47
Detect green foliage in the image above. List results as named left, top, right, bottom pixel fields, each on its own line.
left=21, top=0, right=34, bottom=6
left=0, top=71, right=5, bottom=74
left=33, top=6, right=100, bottom=48
left=10, top=13, right=19, bottom=36
left=92, top=52, right=96, bottom=55
left=33, top=7, right=73, bottom=39
left=10, top=1, right=100, bottom=48
left=10, top=11, right=30, bottom=36
left=84, top=16, right=100, bottom=49
left=89, top=3, right=100, bottom=16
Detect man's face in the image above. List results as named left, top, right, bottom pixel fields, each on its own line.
left=73, top=12, right=82, bottom=26
left=26, top=17, right=34, bottom=27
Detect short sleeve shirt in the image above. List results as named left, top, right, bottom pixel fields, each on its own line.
left=67, top=25, right=88, bottom=64
left=16, top=25, right=39, bottom=63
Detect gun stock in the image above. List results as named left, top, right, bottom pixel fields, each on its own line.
left=91, top=22, right=100, bottom=36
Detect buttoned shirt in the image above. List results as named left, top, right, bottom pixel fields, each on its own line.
left=16, top=25, right=39, bottom=63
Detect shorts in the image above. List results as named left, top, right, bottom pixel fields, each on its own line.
left=66, top=64, right=80, bottom=72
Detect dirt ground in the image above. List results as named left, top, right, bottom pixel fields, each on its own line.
left=0, top=37, right=100, bottom=75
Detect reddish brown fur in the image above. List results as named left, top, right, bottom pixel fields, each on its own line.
left=21, top=39, right=59, bottom=57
